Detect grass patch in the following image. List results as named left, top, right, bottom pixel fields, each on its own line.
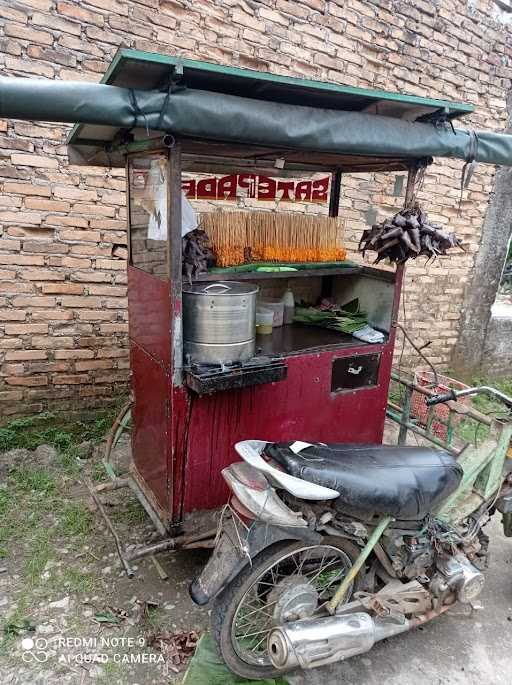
left=143, top=604, right=168, bottom=631
left=0, top=597, right=33, bottom=654
left=0, top=406, right=123, bottom=453
left=9, top=466, right=57, bottom=495
left=0, top=488, right=16, bottom=559
left=111, top=498, right=146, bottom=526
left=23, top=529, right=53, bottom=588
left=60, top=568, right=99, bottom=594
left=60, top=503, right=95, bottom=538
left=91, top=459, right=108, bottom=483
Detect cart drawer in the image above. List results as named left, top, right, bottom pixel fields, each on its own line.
left=331, top=353, right=381, bottom=392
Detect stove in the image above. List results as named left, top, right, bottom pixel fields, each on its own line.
left=184, top=356, right=287, bottom=395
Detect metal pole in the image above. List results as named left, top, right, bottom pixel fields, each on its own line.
left=404, top=163, right=418, bottom=208
left=398, top=384, right=412, bottom=445
left=328, top=168, right=342, bottom=217
left=328, top=516, right=393, bottom=613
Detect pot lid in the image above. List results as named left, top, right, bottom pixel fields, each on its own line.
left=183, top=281, right=259, bottom=296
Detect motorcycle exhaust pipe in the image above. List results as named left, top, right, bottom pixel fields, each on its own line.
left=268, top=612, right=411, bottom=671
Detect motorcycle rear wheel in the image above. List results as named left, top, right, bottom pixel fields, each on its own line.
left=211, top=537, right=363, bottom=680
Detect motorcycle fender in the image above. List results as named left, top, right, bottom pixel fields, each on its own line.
left=189, top=519, right=321, bottom=606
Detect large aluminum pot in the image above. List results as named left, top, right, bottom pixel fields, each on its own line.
left=182, top=281, right=258, bottom=364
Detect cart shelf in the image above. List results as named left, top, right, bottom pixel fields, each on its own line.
left=193, top=266, right=362, bottom=282
left=255, top=323, right=387, bottom=357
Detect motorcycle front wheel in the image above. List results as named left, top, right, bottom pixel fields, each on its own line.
left=211, top=537, right=363, bottom=679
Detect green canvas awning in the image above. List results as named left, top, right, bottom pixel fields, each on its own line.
left=0, top=48, right=510, bottom=171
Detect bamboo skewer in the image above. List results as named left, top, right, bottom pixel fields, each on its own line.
left=201, top=211, right=346, bottom=267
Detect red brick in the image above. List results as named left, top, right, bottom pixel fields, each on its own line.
left=0, top=309, right=26, bottom=321
left=32, top=336, right=74, bottom=348
left=75, top=359, right=114, bottom=371
left=88, top=285, right=126, bottom=296
left=54, top=349, right=94, bottom=360
left=70, top=244, right=111, bottom=256
left=5, top=375, right=48, bottom=386
left=1, top=363, right=25, bottom=376
left=48, top=256, right=92, bottom=269
left=4, top=23, right=53, bottom=46
left=96, top=348, right=128, bottom=359
left=112, top=246, right=128, bottom=259
left=53, top=186, right=98, bottom=201
left=78, top=310, right=115, bottom=321
left=71, top=271, right=112, bottom=283
left=28, top=361, right=70, bottom=373
left=22, top=241, right=70, bottom=255
left=4, top=181, right=51, bottom=197
left=5, top=323, right=48, bottom=335
left=99, top=323, right=129, bottom=334
left=0, top=211, right=42, bottom=225
left=0, top=239, right=21, bottom=251
left=41, top=282, right=84, bottom=295
left=27, top=46, right=77, bottom=68
left=60, top=229, right=102, bottom=242
left=25, top=197, right=71, bottom=212
left=61, top=296, right=102, bottom=308
left=32, top=310, right=73, bottom=321
left=0, top=254, right=45, bottom=266
left=11, top=153, right=58, bottom=168
left=31, top=11, right=82, bottom=35
left=5, top=350, right=48, bottom=361
left=22, top=269, right=66, bottom=281
left=56, top=2, right=105, bottom=26
left=45, top=215, right=89, bottom=228
left=95, top=259, right=126, bottom=271
left=13, top=296, right=56, bottom=307
left=0, top=390, right=24, bottom=401
left=53, top=374, right=89, bottom=385
left=0, top=6, right=28, bottom=22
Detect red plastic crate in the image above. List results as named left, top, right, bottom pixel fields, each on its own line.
left=411, top=370, right=469, bottom=441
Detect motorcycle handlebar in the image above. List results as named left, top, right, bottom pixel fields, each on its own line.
left=425, top=390, right=457, bottom=407
left=425, top=385, right=512, bottom=409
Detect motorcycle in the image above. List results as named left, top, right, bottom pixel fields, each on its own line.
left=189, top=385, right=512, bottom=679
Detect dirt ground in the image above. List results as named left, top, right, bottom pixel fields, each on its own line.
left=0, top=435, right=210, bottom=685
left=1, top=422, right=512, bottom=685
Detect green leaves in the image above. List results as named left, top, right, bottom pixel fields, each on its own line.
left=293, top=298, right=367, bottom=334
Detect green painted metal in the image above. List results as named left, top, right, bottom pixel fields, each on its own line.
left=103, top=49, right=474, bottom=115
left=387, top=371, right=512, bottom=528
left=67, top=47, right=474, bottom=147
left=386, top=406, right=459, bottom=454
left=103, top=461, right=117, bottom=481
left=328, top=515, right=393, bottom=613
left=397, top=384, right=412, bottom=446
left=439, top=421, right=512, bottom=525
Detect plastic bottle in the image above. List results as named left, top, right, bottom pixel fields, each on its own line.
left=282, top=287, right=295, bottom=325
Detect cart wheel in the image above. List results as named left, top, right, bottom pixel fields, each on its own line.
left=211, top=537, right=363, bottom=679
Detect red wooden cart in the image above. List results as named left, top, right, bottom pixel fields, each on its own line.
left=57, top=50, right=476, bottom=564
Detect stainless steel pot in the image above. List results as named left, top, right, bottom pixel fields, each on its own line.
left=182, top=281, right=258, bottom=364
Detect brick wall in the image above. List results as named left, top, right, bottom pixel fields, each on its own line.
left=1, top=0, right=511, bottom=419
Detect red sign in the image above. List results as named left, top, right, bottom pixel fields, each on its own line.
left=182, top=175, right=330, bottom=204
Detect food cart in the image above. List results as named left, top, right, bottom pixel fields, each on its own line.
left=2, top=48, right=510, bottom=564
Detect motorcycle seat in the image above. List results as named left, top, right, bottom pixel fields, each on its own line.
left=264, top=442, right=463, bottom=521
